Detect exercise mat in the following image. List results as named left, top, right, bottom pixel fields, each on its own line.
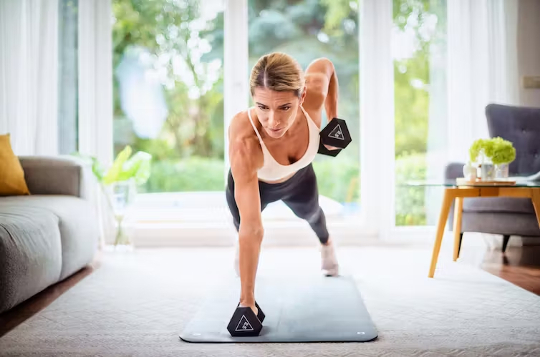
left=179, top=275, right=378, bottom=343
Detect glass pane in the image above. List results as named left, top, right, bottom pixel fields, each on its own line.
left=58, top=0, right=79, bottom=155
left=248, top=0, right=361, bottom=220
left=393, top=0, right=447, bottom=226
left=112, top=0, right=225, bottom=193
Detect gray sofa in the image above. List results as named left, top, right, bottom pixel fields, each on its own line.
left=446, top=103, right=540, bottom=253
left=0, top=156, right=99, bottom=314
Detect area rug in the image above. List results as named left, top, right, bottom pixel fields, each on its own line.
left=1, top=246, right=539, bottom=356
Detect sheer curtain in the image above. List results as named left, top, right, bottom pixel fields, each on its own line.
left=78, top=0, right=114, bottom=247
left=446, top=0, right=519, bottom=163
left=78, top=0, right=113, bottom=167
left=425, top=0, right=520, bottom=224
left=0, top=0, right=59, bottom=155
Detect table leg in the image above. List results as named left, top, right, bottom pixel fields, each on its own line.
left=453, top=197, right=463, bottom=261
left=429, top=189, right=455, bottom=278
left=532, top=189, right=540, bottom=229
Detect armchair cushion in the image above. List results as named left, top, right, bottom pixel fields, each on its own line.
left=486, top=103, right=540, bottom=176
left=463, top=197, right=535, bottom=214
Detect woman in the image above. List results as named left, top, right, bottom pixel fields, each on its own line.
left=225, top=52, right=341, bottom=316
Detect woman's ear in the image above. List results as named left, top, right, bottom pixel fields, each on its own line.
left=299, top=87, right=307, bottom=104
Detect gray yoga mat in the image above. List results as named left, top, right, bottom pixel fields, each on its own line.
left=179, top=275, right=378, bottom=343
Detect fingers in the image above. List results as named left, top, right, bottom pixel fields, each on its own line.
left=324, top=144, right=340, bottom=151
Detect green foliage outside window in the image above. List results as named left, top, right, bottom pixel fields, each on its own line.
left=112, top=0, right=446, bottom=226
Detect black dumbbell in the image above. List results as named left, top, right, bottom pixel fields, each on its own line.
left=317, top=118, right=352, bottom=157
left=227, top=301, right=265, bottom=337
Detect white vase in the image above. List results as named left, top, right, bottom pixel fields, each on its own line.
left=463, top=163, right=477, bottom=181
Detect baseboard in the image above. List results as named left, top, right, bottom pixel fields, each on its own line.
left=130, top=220, right=381, bottom=247
left=121, top=219, right=540, bottom=248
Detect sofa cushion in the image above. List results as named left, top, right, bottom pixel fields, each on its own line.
left=0, top=195, right=99, bottom=281
left=0, top=134, right=30, bottom=196
left=463, top=197, right=535, bottom=214
left=0, top=204, right=62, bottom=314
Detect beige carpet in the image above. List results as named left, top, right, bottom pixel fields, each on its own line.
left=1, top=246, right=540, bottom=356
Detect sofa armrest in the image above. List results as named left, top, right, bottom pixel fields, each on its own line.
left=19, top=156, right=95, bottom=200
left=445, top=162, right=465, bottom=181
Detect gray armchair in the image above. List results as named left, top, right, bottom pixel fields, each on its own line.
left=446, top=103, right=540, bottom=254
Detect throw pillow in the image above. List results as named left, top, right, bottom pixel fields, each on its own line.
left=0, top=133, right=30, bottom=196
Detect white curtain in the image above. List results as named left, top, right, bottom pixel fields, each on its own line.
left=424, top=0, right=520, bottom=224
left=78, top=0, right=114, bottom=247
left=446, top=0, right=520, bottom=163
left=0, top=0, right=59, bottom=155
left=78, top=0, right=113, bottom=167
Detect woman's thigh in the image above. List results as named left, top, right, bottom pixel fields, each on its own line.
left=281, top=164, right=321, bottom=219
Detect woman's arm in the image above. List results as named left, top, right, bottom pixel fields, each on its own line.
left=303, top=57, right=339, bottom=120
left=228, top=117, right=264, bottom=314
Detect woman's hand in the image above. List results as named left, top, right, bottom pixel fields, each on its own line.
left=324, top=144, right=340, bottom=151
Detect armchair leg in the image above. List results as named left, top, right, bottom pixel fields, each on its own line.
left=502, top=235, right=511, bottom=253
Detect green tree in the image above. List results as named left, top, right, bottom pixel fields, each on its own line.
left=112, top=0, right=224, bottom=161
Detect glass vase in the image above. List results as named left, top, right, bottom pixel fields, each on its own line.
left=111, top=180, right=136, bottom=250
left=480, top=163, right=495, bottom=180
left=495, top=163, right=509, bottom=179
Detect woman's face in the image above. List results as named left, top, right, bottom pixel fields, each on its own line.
left=252, top=87, right=306, bottom=139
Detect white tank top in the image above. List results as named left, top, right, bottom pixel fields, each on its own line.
left=247, top=106, right=320, bottom=181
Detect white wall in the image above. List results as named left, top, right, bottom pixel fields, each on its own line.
left=518, top=0, right=540, bottom=107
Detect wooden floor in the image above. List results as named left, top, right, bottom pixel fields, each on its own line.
left=1, top=245, right=539, bottom=338
left=470, top=246, right=540, bottom=295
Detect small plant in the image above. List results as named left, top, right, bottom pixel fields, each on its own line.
left=469, top=137, right=516, bottom=165
left=73, top=146, right=152, bottom=246
left=80, top=145, right=152, bottom=186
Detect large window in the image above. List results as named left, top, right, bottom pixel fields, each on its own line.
left=112, top=0, right=225, bottom=193
left=106, top=0, right=454, bottom=242
left=248, top=0, right=361, bottom=218
left=392, top=0, right=447, bottom=226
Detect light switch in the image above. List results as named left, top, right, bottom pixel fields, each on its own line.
left=523, top=76, right=540, bottom=89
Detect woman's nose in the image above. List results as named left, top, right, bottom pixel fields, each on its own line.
left=268, top=112, right=280, bottom=128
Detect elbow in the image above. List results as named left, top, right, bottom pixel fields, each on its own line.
left=314, top=57, right=335, bottom=77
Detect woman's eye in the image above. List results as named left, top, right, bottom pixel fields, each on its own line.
left=258, top=106, right=267, bottom=110
left=282, top=106, right=290, bottom=111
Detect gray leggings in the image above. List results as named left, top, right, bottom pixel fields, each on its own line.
left=225, top=163, right=329, bottom=244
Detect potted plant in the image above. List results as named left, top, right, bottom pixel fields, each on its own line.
left=74, top=145, right=152, bottom=248
left=469, top=137, right=516, bottom=180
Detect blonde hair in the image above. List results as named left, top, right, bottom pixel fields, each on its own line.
left=250, top=52, right=305, bottom=97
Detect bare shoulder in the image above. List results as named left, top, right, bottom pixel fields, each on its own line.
left=303, top=58, right=335, bottom=114
left=228, top=111, right=263, bottom=182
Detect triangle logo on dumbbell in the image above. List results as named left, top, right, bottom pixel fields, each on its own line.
left=235, top=315, right=254, bottom=331
left=329, top=124, right=345, bottom=140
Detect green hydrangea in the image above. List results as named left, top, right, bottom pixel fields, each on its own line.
left=469, top=137, right=516, bottom=165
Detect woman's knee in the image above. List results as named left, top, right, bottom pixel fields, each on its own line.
left=300, top=205, right=323, bottom=223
